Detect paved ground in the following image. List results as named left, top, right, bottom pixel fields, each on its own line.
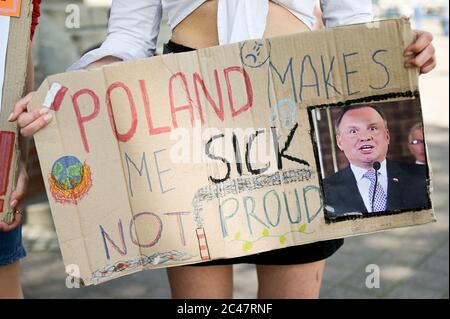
left=20, top=35, right=449, bottom=299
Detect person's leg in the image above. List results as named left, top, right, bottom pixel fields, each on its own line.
left=0, top=261, right=23, bottom=299
left=0, top=226, right=26, bottom=299
left=256, top=260, right=326, bottom=299
left=167, top=265, right=233, bottom=299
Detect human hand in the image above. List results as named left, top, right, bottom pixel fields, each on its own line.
left=404, top=30, right=437, bottom=75
left=0, top=160, right=28, bottom=232
left=8, top=92, right=53, bottom=137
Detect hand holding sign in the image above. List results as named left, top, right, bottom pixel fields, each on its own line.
left=8, top=92, right=53, bottom=137
left=404, top=30, right=436, bottom=74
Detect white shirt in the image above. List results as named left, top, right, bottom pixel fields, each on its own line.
left=68, top=0, right=373, bottom=71
left=350, top=160, right=388, bottom=213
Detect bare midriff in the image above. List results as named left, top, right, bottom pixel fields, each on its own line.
left=171, top=0, right=310, bottom=49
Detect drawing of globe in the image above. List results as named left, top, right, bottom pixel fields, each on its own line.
left=48, top=155, right=92, bottom=204
left=51, top=156, right=83, bottom=190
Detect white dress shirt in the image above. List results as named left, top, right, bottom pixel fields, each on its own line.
left=350, top=160, right=388, bottom=213
left=68, top=0, right=373, bottom=71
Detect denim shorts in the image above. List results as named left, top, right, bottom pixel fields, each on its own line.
left=0, top=225, right=26, bottom=266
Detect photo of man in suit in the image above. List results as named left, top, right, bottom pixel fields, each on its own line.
left=323, top=105, right=431, bottom=220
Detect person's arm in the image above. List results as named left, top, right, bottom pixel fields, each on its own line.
left=69, top=0, right=162, bottom=70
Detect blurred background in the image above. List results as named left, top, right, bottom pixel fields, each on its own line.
left=20, top=0, right=448, bottom=298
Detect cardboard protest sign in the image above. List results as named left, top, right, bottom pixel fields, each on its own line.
left=0, top=0, right=31, bottom=223
left=29, top=18, right=435, bottom=286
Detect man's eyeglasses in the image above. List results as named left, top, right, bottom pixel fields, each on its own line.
left=409, top=139, right=424, bottom=145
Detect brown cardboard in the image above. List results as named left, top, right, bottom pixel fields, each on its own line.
left=0, top=0, right=31, bottom=223
left=29, top=18, right=435, bottom=286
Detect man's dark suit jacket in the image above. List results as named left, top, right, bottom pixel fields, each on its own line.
left=323, top=160, right=431, bottom=220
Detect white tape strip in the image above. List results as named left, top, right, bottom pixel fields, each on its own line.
left=43, top=82, right=63, bottom=108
